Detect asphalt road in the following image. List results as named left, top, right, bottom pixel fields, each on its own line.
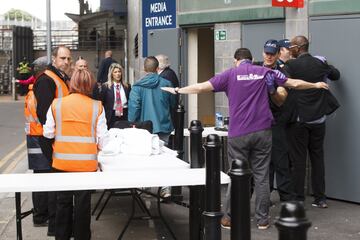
left=0, top=97, right=27, bottom=174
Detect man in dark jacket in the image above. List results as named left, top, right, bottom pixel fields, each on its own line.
left=256, top=40, right=293, bottom=202
left=97, top=50, right=117, bottom=84
left=34, top=46, right=71, bottom=236
left=283, top=35, right=340, bottom=208
left=156, top=54, right=180, bottom=128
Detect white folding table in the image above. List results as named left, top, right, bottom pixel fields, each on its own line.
left=0, top=153, right=230, bottom=240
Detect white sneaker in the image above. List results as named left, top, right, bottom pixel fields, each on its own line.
left=160, top=187, right=171, bottom=198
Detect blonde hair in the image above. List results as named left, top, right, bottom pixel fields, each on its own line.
left=105, top=63, right=128, bottom=88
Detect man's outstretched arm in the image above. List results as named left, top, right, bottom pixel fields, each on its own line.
left=161, top=81, right=214, bottom=95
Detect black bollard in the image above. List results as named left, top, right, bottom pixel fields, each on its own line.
left=229, top=159, right=252, bottom=240
left=174, top=104, right=185, bottom=159
left=275, top=201, right=311, bottom=240
left=172, top=104, right=185, bottom=201
left=189, top=120, right=204, bottom=168
left=203, top=134, right=222, bottom=240
left=189, top=120, right=205, bottom=240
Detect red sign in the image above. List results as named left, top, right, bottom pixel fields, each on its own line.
left=272, top=0, right=304, bottom=8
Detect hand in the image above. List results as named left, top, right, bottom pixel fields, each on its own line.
left=315, top=82, right=329, bottom=90
left=161, top=87, right=177, bottom=94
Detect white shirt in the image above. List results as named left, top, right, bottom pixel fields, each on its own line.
left=43, top=106, right=109, bottom=151
left=113, top=83, right=127, bottom=110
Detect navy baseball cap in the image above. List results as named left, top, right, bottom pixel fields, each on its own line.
left=264, top=40, right=279, bottom=54
left=278, top=39, right=291, bottom=48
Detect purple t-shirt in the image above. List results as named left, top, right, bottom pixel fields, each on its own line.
left=209, top=61, right=287, bottom=138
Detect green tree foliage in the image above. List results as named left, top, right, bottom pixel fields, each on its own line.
left=4, top=9, right=33, bottom=22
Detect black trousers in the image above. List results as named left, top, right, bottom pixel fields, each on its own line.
left=55, top=190, right=91, bottom=240
left=287, top=122, right=326, bottom=202
left=109, top=108, right=128, bottom=129
left=269, top=124, right=293, bottom=201
left=32, top=170, right=50, bottom=224
left=32, top=169, right=56, bottom=235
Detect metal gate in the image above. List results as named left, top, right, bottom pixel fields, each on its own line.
left=0, top=26, right=33, bottom=95
left=241, top=21, right=285, bottom=61
left=310, top=15, right=360, bottom=203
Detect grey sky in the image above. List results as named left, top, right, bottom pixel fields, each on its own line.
left=0, top=0, right=100, bottom=21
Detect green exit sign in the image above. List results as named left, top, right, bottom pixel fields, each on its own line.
left=215, top=30, right=227, bottom=41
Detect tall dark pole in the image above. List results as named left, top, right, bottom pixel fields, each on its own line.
left=275, top=201, right=311, bottom=240
left=174, top=104, right=185, bottom=159
left=189, top=120, right=204, bottom=240
left=229, top=159, right=252, bottom=240
left=203, top=134, right=222, bottom=240
left=171, top=104, right=185, bottom=201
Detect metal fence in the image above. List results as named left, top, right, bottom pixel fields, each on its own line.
left=33, top=29, right=124, bottom=51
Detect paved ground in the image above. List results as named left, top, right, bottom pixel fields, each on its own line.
left=0, top=96, right=359, bottom=240
left=0, top=185, right=359, bottom=240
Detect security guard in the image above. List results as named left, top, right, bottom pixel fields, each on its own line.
left=43, top=69, right=109, bottom=240
left=33, top=46, right=71, bottom=236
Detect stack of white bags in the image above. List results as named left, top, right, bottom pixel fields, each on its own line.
left=98, top=128, right=181, bottom=171
left=102, top=128, right=163, bottom=156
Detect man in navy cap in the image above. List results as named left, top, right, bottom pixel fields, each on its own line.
left=258, top=40, right=293, bottom=203
left=278, top=39, right=291, bottom=67
left=262, top=39, right=281, bottom=69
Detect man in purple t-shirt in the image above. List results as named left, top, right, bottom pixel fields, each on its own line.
left=162, top=48, right=328, bottom=229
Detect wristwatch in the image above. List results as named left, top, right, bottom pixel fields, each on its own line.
left=174, top=87, right=180, bottom=94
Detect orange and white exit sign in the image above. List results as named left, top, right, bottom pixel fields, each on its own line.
left=272, top=0, right=304, bottom=8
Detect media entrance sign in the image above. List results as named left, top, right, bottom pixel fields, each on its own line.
left=142, top=0, right=176, bottom=57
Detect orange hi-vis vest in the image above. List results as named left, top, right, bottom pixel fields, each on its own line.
left=24, top=70, right=69, bottom=136
left=51, top=94, right=103, bottom=172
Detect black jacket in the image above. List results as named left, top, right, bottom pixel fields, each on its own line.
left=283, top=53, right=340, bottom=122
left=159, top=67, right=179, bottom=88
left=100, top=83, right=131, bottom=128
left=97, top=57, right=117, bottom=83
left=159, top=67, right=179, bottom=126
left=33, top=65, right=69, bottom=163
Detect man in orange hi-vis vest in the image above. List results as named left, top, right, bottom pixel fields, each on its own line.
left=33, top=46, right=71, bottom=236
left=43, top=69, right=109, bottom=240
left=24, top=56, right=50, bottom=228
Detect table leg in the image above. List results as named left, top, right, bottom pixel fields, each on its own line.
left=156, top=187, right=177, bottom=240
left=117, top=189, right=136, bottom=240
left=15, top=192, right=23, bottom=240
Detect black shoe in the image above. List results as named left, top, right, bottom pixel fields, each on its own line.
left=312, top=200, right=328, bottom=208
left=33, top=221, right=48, bottom=227
left=47, top=231, right=55, bottom=237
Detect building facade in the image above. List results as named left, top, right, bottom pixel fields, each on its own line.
left=127, top=0, right=360, bottom=203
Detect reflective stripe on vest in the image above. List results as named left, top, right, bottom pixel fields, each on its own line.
left=53, top=153, right=97, bottom=161
left=55, top=136, right=95, bottom=143
left=28, top=148, right=43, bottom=154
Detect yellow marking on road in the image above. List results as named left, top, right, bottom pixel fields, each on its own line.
left=0, top=141, right=26, bottom=169
left=3, top=150, right=27, bottom=174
